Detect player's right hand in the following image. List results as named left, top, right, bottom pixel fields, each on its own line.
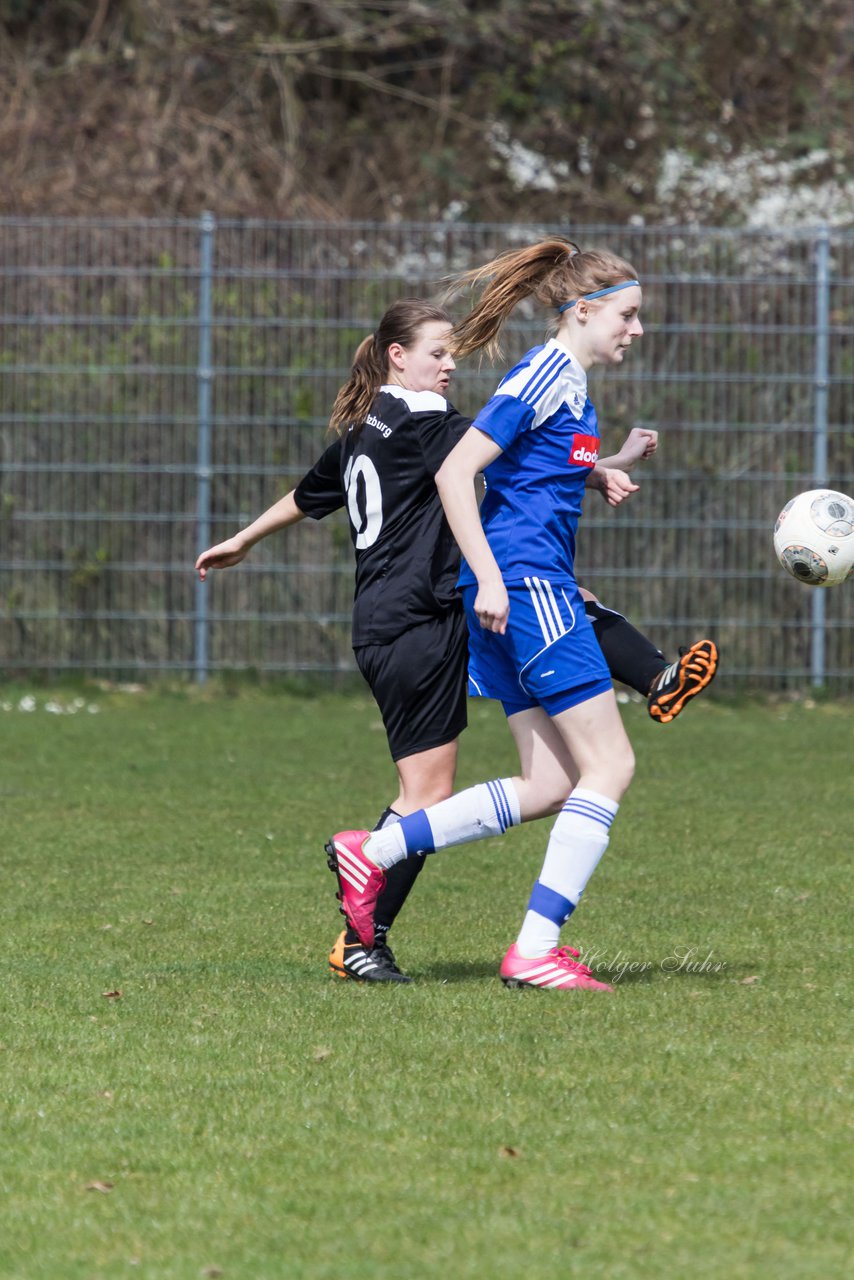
left=474, top=579, right=509, bottom=634
left=195, top=537, right=248, bottom=580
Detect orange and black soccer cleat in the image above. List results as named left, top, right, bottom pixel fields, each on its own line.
left=328, top=930, right=411, bottom=984
left=647, top=639, right=718, bottom=724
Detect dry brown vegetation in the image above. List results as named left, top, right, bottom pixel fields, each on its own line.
left=0, top=0, right=851, bottom=222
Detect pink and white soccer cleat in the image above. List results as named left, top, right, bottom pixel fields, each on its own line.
left=325, top=830, right=386, bottom=948
left=500, top=943, right=614, bottom=992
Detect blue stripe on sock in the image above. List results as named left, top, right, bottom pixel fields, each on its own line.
left=398, top=809, right=436, bottom=855
left=566, top=802, right=613, bottom=825
left=486, top=779, right=512, bottom=832
left=485, top=780, right=507, bottom=831
left=528, top=879, right=575, bottom=925
left=563, top=798, right=615, bottom=830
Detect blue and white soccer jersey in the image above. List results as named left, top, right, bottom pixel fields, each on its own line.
left=458, top=337, right=601, bottom=589
left=460, top=337, right=612, bottom=715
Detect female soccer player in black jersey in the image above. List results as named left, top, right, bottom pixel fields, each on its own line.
left=196, top=298, right=716, bottom=983
left=328, top=242, right=721, bottom=991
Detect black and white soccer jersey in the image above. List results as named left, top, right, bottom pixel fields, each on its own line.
left=294, top=385, right=470, bottom=646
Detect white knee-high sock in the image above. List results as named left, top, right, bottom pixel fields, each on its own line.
left=516, top=788, right=619, bottom=957
left=363, top=779, right=521, bottom=869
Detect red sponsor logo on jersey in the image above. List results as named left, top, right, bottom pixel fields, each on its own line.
left=568, top=433, right=600, bottom=468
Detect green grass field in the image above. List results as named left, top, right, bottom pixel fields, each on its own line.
left=1, top=685, right=852, bottom=1280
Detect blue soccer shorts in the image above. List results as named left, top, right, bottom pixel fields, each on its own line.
left=464, top=576, right=612, bottom=718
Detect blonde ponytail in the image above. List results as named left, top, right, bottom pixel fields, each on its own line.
left=450, top=239, right=638, bottom=361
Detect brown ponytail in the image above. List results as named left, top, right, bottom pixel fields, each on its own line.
left=328, top=334, right=386, bottom=436
left=450, top=238, right=639, bottom=361
left=329, top=299, right=452, bottom=435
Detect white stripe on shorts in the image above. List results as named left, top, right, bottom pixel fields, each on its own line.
left=524, top=576, right=566, bottom=644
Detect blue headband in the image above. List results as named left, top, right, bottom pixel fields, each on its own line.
left=557, top=279, right=640, bottom=312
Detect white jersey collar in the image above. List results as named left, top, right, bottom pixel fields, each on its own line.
left=380, top=384, right=448, bottom=412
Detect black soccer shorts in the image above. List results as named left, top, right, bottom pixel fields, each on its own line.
left=354, top=606, right=468, bottom=762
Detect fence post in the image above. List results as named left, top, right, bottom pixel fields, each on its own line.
left=194, top=211, right=215, bottom=684
left=811, top=225, right=830, bottom=689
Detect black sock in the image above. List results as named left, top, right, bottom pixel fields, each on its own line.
left=585, top=599, right=667, bottom=696
left=373, top=854, right=427, bottom=935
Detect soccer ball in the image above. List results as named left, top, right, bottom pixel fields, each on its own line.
left=773, top=488, right=854, bottom=587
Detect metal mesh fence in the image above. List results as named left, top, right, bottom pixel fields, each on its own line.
left=1, top=217, right=852, bottom=689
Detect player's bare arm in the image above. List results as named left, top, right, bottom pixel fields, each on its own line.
left=195, top=490, right=306, bottom=580
left=599, top=426, right=658, bottom=470
left=435, top=425, right=508, bottom=633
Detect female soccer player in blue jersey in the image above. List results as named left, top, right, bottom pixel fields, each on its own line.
left=196, top=295, right=671, bottom=986
left=328, top=239, right=667, bottom=991
left=199, top=284, right=715, bottom=988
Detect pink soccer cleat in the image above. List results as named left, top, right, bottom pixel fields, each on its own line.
left=500, top=943, right=614, bottom=992
left=325, top=830, right=386, bottom=948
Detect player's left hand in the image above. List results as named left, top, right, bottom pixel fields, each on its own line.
left=594, top=468, right=639, bottom=507
left=616, top=427, right=658, bottom=466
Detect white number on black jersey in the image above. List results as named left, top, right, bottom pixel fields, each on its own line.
left=344, top=454, right=383, bottom=549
